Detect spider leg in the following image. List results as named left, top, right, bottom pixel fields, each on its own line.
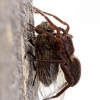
left=24, top=50, right=37, bottom=86
left=32, top=67, right=37, bottom=86
left=29, top=24, right=62, bottom=51
left=34, top=7, right=60, bottom=38
left=44, top=64, right=74, bottom=100
left=34, top=7, right=70, bottom=34
left=43, top=12, right=70, bottom=33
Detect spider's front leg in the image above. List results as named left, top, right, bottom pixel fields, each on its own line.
left=34, top=7, right=61, bottom=38
left=34, top=6, right=70, bottom=34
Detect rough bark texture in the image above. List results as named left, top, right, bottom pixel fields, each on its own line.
left=0, top=0, right=38, bottom=100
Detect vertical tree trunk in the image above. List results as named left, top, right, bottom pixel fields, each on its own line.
left=0, top=0, right=38, bottom=100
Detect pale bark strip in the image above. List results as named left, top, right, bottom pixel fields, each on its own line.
left=0, top=0, right=38, bottom=100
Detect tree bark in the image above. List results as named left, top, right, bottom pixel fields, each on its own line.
left=0, top=0, right=38, bottom=100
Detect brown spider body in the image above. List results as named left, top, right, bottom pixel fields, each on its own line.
left=28, top=6, right=81, bottom=100
left=34, top=22, right=81, bottom=87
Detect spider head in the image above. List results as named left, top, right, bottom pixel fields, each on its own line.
left=36, top=21, right=55, bottom=34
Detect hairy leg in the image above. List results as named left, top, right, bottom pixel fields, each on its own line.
left=34, top=7, right=60, bottom=38
left=34, top=7, right=70, bottom=34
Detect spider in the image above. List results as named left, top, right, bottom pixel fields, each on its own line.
left=27, top=6, right=81, bottom=100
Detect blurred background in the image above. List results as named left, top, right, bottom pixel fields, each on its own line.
left=34, top=0, right=100, bottom=100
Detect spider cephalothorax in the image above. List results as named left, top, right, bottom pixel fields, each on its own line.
left=35, top=21, right=55, bottom=34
